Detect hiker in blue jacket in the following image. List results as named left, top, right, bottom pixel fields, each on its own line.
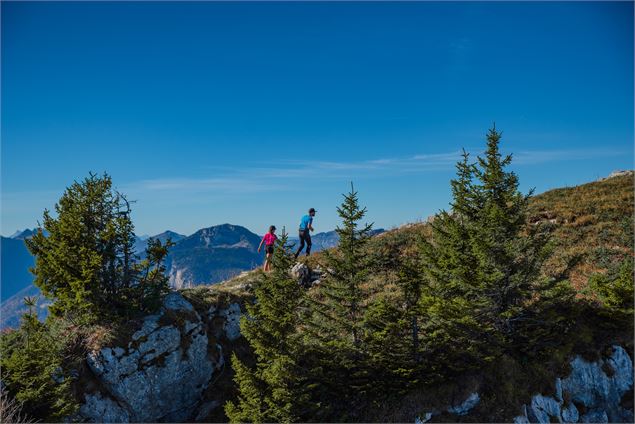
left=295, top=208, right=316, bottom=259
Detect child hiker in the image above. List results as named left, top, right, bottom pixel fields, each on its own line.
left=257, top=225, right=278, bottom=272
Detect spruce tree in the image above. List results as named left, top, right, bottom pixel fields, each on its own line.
left=310, top=183, right=373, bottom=346
left=471, top=127, right=554, bottom=337
left=225, top=231, right=307, bottom=423
left=25, top=173, right=171, bottom=323
left=419, top=127, right=557, bottom=369
left=301, top=183, right=374, bottom=418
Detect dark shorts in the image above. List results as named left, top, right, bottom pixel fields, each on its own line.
left=265, top=245, right=274, bottom=255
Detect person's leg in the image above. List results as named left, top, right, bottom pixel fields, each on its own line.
left=265, top=252, right=271, bottom=271
left=295, top=231, right=305, bottom=259
left=263, top=254, right=268, bottom=271
left=305, top=232, right=312, bottom=256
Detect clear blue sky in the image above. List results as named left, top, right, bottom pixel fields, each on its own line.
left=2, top=1, right=633, bottom=237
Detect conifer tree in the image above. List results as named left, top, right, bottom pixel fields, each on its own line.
left=225, top=231, right=307, bottom=423
left=301, top=183, right=374, bottom=418
left=25, top=173, right=171, bottom=323
left=471, top=127, right=554, bottom=337
left=419, top=127, right=557, bottom=368
left=309, top=183, right=373, bottom=347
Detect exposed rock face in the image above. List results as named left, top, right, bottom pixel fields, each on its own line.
left=514, top=345, right=633, bottom=424
left=79, top=293, right=224, bottom=423
left=208, top=302, right=242, bottom=341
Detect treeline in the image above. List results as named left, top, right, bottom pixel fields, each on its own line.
left=225, top=128, right=634, bottom=422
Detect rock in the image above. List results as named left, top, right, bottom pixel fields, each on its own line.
left=528, top=394, right=562, bottom=423
left=80, top=292, right=219, bottom=423
left=606, top=345, right=633, bottom=395
left=599, top=170, right=634, bottom=181
left=555, top=378, right=563, bottom=402
left=513, top=405, right=531, bottom=423
left=514, top=409, right=531, bottom=424
left=580, top=410, right=608, bottom=423
left=447, top=392, right=480, bottom=416
left=163, top=291, right=195, bottom=312
left=561, top=356, right=610, bottom=409
left=561, top=345, right=633, bottom=422
left=219, top=303, right=242, bottom=341
left=80, top=392, right=130, bottom=423
left=514, top=345, right=633, bottom=424
left=291, top=262, right=311, bottom=287
left=415, top=412, right=434, bottom=423
left=561, top=402, right=579, bottom=423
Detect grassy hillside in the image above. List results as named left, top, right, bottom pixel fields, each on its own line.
left=189, top=172, right=633, bottom=422
left=527, top=172, right=634, bottom=289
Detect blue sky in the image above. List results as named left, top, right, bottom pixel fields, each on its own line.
left=2, top=1, right=633, bottom=237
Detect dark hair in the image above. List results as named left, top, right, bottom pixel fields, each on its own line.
left=269, top=225, right=276, bottom=232
left=309, top=208, right=316, bottom=214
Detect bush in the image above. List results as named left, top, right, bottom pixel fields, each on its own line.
left=588, top=257, right=634, bottom=315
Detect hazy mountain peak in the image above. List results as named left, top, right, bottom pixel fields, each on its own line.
left=11, top=228, right=37, bottom=240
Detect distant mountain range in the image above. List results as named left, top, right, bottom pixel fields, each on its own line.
left=1, top=234, right=35, bottom=301
left=1, top=224, right=382, bottom=328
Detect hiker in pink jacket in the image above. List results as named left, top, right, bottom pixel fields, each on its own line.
left=257, top=225, right=278, bottom=272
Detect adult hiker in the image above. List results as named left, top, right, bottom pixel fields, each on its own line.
left=257, top=225, right=278, bottom=272
left=295, top=208, right=316, bottom=259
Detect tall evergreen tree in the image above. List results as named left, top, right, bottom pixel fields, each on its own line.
left=225, top=231, right=308, bottom=423
left=419, top=127, right=557, bottom=369
left=309, top=183, right=373, bottom=346
left=471, top=127, right=554, bottom=337
left=25, top=173, right=171, bottom=323
left=301, top=183, right=374, bottom=418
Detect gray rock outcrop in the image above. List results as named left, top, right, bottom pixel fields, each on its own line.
left=514, top=345, right=633, bottom=423
left=291, top=262, right=324, bottom=288
left=79, top=292, right=223, bottom=423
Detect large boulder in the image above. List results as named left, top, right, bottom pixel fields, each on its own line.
left=79, top=292, right=222, bottom=422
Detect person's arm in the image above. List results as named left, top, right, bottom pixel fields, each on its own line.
left=258, top=236, right=265, bottom=252
left=309, top=217, right=314, bottom=232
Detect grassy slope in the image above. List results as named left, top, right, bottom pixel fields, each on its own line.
left=527, top=172, right=634, bottom=289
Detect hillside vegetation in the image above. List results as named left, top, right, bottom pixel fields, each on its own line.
left=0, top=132, right=632, bottom=423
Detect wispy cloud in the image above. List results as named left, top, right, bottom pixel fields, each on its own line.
left=511, top=149, right=626, bottom=165
left=122, top=147, right=625, bottom=195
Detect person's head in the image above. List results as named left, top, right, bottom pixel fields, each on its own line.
left=269, top=225, right=276, bottom=233
left=308, top=208, right=316, bottom=217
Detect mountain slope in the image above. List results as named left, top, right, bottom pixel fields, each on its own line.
left=166, top=224, right=262, bottom=288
